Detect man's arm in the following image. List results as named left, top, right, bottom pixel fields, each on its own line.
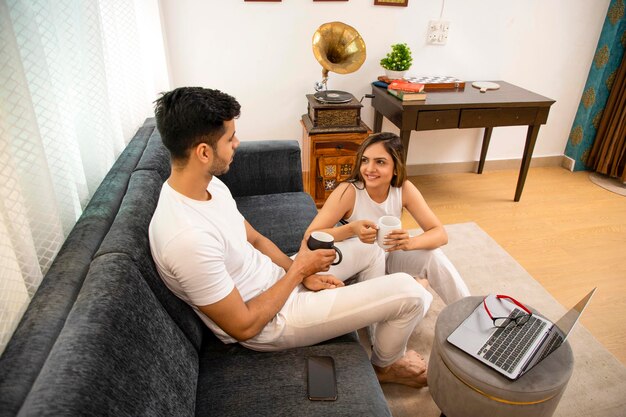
left=245, top=220, right=292, bottom=271
left=244, top=220, right=344, bottom=292
left=197, top=239, right=336, bottom=341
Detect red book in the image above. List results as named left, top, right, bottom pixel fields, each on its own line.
left=388, top=80, right=425, bottom=93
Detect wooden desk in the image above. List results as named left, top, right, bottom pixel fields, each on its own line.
left=371, top=81, right=555, bottom=201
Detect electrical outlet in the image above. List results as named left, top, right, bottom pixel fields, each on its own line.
left=427, top=19, right=449, bottom=45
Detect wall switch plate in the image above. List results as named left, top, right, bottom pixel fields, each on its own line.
left=427, top=20, right=449, bottom=45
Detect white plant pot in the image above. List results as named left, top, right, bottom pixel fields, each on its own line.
left=385, top=69, right=407, bottom=80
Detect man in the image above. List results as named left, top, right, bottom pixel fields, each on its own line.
left=148, top=87, right=433, bottom=388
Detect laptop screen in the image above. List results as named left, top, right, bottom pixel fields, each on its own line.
left=554, top=288, right=596, bottom=340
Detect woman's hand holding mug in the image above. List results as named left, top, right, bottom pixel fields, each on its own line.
left=350, top=220, right=378, bottom=244
left=377, top=216, right=408, bottom=251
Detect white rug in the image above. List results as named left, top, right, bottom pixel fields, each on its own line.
left=376, top=222, right=626, bottom=417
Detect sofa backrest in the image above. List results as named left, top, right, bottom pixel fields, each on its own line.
left=134, top=126, right=172, bottom=181
left=18, top=254, right=199, bottom=417
left=0, top=120, right=155, bottom=417
left=95, top=169, right=205, bottom=351
left=1, top=118, right=314, bottom=416
left=218, top=140, right=304, bottom=197
left=13, top=122, right=203, bottom=416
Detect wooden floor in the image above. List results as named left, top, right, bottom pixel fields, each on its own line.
left=404, top=166, right=626, bottom=365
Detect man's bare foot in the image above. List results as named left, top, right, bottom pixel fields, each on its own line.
left=374, top=350, right=428, bottom=388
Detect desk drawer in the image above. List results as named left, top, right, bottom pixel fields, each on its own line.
left=416, top=110, right=460, bottom=130
left=459, top=107, right=538, bottom=128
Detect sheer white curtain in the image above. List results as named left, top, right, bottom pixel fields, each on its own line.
left=0, top=0, right=166, bottom=354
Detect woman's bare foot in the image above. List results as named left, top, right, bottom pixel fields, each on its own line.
left=374, top=350, right=428, bottom=388
left=416, top=276, right=430, bottom=290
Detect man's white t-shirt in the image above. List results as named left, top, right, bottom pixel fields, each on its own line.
left=149, top=177, right=286, bottom=344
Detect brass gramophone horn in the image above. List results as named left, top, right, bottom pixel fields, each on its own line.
left=312, top=22, right=366, bottom=90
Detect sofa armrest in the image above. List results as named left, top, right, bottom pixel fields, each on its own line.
left=218, top=140, right=303, bottom=197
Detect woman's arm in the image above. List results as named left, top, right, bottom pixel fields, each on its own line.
left=390, top=180, right=447, bottom=251
left=305, top=183, right=376, bottom=243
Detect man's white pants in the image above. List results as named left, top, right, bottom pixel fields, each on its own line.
left=241, top=238, right=432, bottom=367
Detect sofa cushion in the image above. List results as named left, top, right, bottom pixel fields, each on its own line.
left=219, top=140, right=304, bottom=197
left=95, top=170, right=205, bottom=352
left=18, top=254, right=198, bottom=417
left=0, top=123, right=154, bottom=417
left=235, top=192, right=318, bottom=255
left=195, top=340, right=391, bottom=417
left=134, top=128, right=171, bottom=181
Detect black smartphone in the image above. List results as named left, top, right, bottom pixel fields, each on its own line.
left=306, top=356, right=337, bottom=401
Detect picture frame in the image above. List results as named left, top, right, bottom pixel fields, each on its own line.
left=374, top=0, right=408, bottom=6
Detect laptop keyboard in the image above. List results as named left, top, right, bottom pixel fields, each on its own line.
left=477, top=308, right=547, bottom=373
left=537, top=330, right=564, bottom=362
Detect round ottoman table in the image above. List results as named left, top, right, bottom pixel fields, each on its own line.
left=428, top=296, right=574, bottom=417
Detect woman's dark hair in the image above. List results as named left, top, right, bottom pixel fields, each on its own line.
left=154, top=87, right=241, bottom=161
left=345, top=132, right=407, bottom=188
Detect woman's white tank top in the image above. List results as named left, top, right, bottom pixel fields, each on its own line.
left=345, top=182, right=403, bottom=223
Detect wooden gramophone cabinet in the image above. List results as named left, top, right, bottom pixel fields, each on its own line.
left=301, top=94, right=371, bottom=207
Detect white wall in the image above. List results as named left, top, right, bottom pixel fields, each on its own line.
left=158, top=0, right=609, bottom=166
left=135, top=0, right=171, bottom=110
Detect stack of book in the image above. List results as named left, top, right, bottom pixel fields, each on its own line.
left=377, top=75, right=465, bottom=92
left=387, top=80, right=427, bottom=101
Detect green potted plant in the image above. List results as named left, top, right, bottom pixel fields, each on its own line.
left=380, top=43, right=413, bottom=80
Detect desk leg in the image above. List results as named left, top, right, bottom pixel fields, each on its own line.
left=477, top=127, right=493, bottom=174
left=515, top=124, right=540, bottom=202
left=374, top=110, right=383, bottom=133
left=400, top=130, right=411, bottom=162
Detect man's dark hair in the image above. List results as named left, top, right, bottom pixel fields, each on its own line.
left=154, top=87, right=241, bottom=160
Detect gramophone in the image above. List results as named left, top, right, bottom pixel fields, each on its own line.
left=304, top=22, right=369, bottom=134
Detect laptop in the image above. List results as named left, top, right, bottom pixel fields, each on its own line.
left=447, top=288, right=596, bottom=380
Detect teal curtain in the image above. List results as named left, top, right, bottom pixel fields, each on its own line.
left=564, top=0, right=626, bottom=170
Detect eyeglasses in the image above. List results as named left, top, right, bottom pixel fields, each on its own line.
left=483, top=295, right=533, bottom=329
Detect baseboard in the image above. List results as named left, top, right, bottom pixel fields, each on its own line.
left=406, top=155, right=563, bottom=176
left=561, top=155, right=576, bottom=172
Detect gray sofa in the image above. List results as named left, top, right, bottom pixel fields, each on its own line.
left=0, top=118, right=392, bottom=417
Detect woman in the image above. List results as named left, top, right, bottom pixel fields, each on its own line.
left=306, top=132, right=469, bottom=305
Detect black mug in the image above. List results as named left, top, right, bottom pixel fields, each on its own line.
left=307, top=231, right=343, bottom=266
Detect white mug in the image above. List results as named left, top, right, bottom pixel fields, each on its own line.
left=377, top=216, right=402, bottom=249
